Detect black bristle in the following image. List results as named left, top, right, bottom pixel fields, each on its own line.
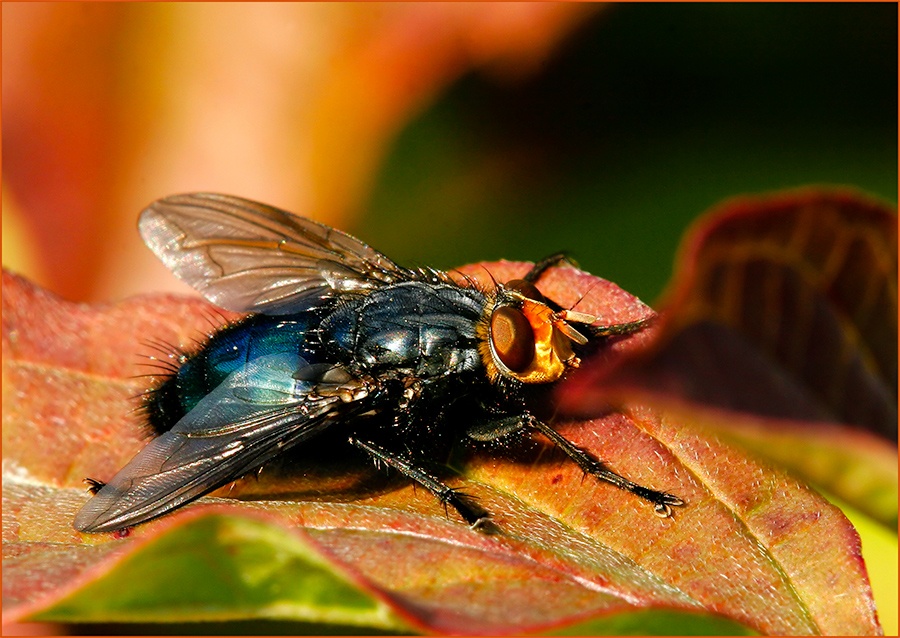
left=84, top=477, right=106, bottom=494
left=135, top=337, right=194, bottom=436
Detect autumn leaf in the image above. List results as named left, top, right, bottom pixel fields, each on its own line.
left=1, top=257, right=881, bottom=634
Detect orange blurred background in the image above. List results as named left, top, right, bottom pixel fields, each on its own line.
left=3, top=3, right=896, bottom=308
left=3, top=3, right=595, bottom=303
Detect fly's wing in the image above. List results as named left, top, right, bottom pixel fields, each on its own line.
left=139, top=193, right=411, bottom=314
left=74, top=353, right=373, bottom=533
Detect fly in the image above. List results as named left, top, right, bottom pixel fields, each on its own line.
left=73, top=193, right=683, bottom=534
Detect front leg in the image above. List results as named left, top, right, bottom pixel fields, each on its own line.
left=467, top=411, right=683, bottom=517
left=348, top=437, right=491, bottom=529
left=465, top=413, right=528, bottom=442
left=524, top=416, right=684, bottom=517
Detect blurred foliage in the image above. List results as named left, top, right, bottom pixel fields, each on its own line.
left=359, top=3, right=896, bottom=303
left=1, top=3, right=592, bottom=303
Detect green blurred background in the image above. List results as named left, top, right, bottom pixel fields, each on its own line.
left=359, top=3, right=896, bottom=304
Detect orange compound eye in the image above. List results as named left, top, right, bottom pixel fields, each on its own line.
left=490, top=306, right=535, bottom=373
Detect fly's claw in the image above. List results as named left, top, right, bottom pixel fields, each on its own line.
left=84, top=478, right=106, bottom=495
left=652, top=493, right=685, bottom=518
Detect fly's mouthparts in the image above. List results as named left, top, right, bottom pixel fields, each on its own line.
left=554, top=316, right=590, bottom=345
left=558, top=309, right=597, bottom=325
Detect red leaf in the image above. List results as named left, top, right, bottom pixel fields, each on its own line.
left=564, top=189, right=896, bottom=434
left=559, top=189, right=897, bottom=525
left=1, top=266, right=881, bottom=634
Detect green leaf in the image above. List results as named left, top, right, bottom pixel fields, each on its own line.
left=30, top=514, right=409, bottom=630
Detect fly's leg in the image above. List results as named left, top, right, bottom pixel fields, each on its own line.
left=523, top=252, right=576, bottom=283
left=525, top=416, right=684, bottom=517
left=506, top=254, right=576, bottom=306
left=521, top=253, right=655, bottom=337
left=585, top=316, right=654, bottom=338
left=465, top=414, right=527, bottom=441
left=348, top=437, right=491, bottom=529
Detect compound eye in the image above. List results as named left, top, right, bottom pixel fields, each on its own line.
left=490, top=306, right=535, bottom=373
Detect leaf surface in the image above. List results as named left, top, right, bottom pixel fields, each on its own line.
left=1, top=263, right=881, bottom=635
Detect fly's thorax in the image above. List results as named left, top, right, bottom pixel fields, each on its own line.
left=477, top=283, right=592, bottom=386
left=319, top=280, right=487, bottom=378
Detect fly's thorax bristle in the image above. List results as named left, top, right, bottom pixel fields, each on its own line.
left=414, top=266, right=454, bottom=286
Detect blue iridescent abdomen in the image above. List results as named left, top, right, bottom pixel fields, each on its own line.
left=144, top=307, right=327, bottom=434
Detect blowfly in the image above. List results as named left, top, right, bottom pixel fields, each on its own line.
left=74, top=193, right=683, bottom=533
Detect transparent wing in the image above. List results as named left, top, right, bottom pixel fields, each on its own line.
left=138, top=192, right=411, bottom=314
left=74, top=353, right=372, bottom=533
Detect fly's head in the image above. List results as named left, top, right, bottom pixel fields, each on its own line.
left=478, top=278, right=597, bottom=387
